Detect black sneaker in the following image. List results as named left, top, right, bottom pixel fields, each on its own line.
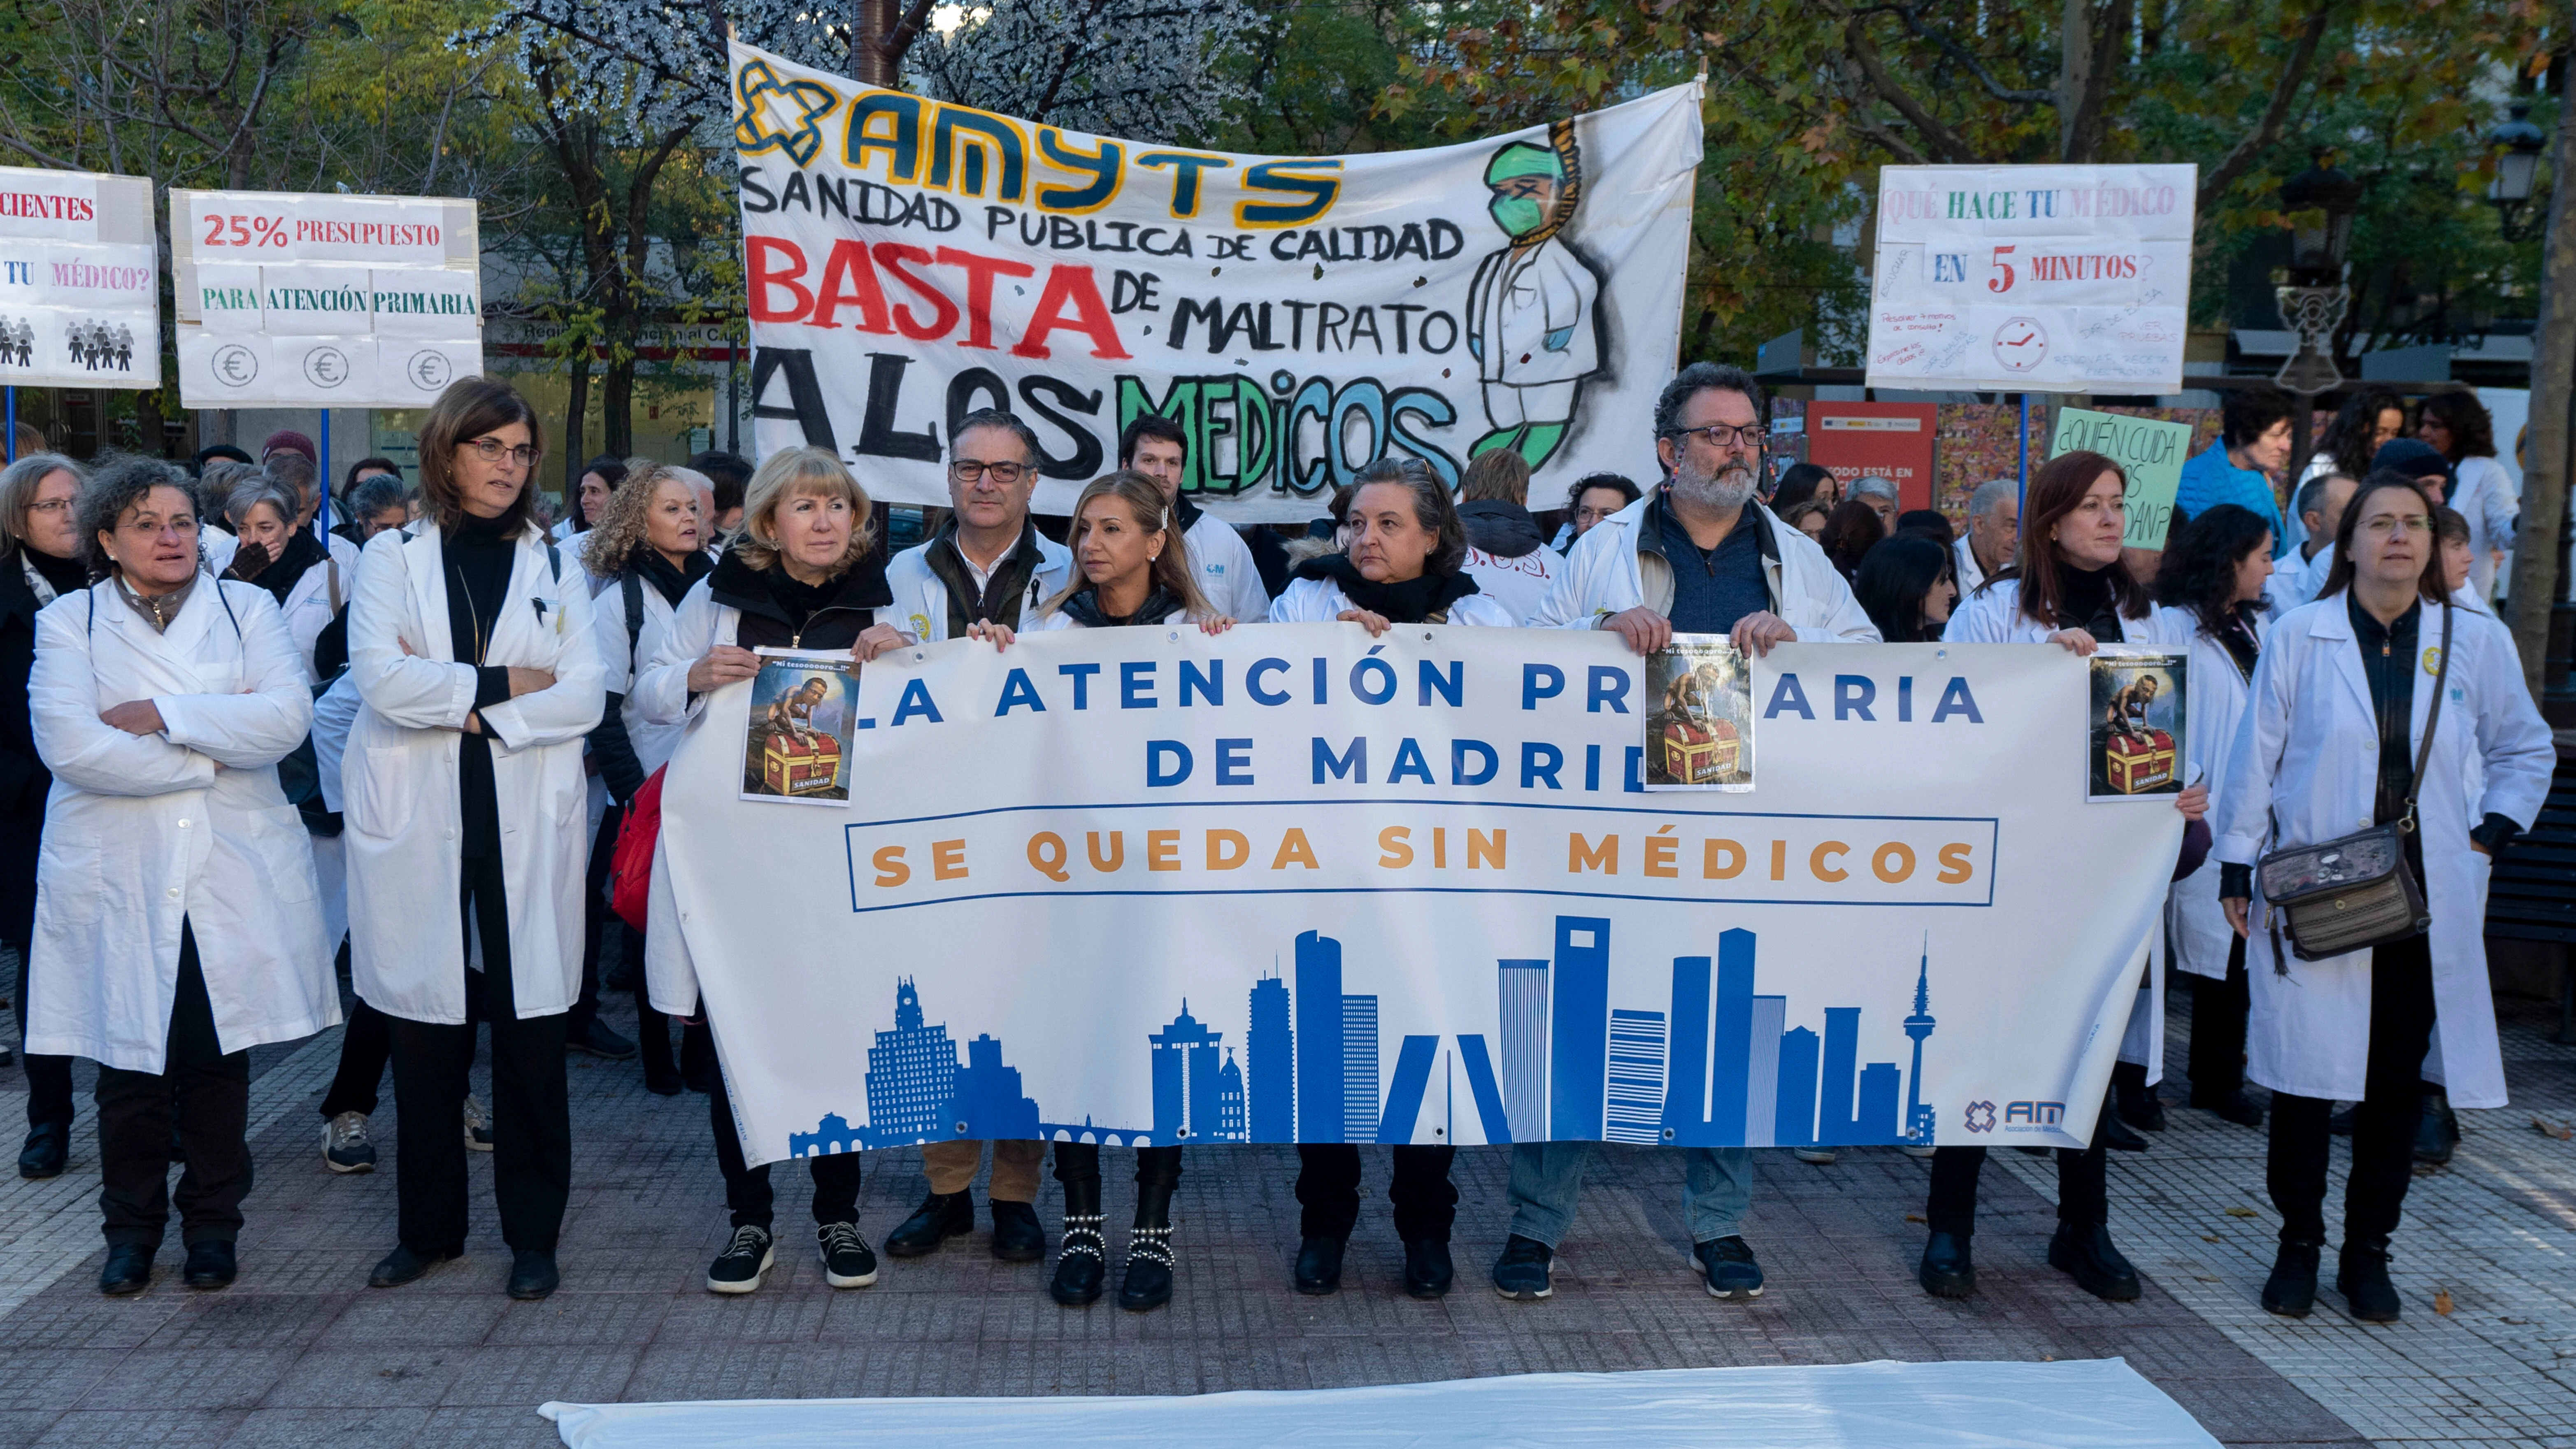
left=818, top=1222, right=879, bottom=1289
left=1694, top=1235, right=1764, bottom=1299
left=2335, top=1242, right=2401, bottom=1323
left=1491, top=1234, right=1554, bottom=1300
left=706, top=1225, right=774, bottom=1295
left=2262, top=1239, right=2320, bottom=1317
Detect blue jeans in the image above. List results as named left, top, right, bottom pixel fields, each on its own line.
left=1505, top=1142, right=1753, bottom=1249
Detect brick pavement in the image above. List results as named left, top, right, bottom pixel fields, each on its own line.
left=10, top=962, right=2564, bottom=1447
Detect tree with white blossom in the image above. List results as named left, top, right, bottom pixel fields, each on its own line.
left=912, top=0, right=1259, bottom=143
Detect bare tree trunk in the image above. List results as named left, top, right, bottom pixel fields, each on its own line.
left=2508, top=24, right=2576, bottom=704
left=564, top=357, right=591, bottom=495
left=2057, top=0, right=2093, bottom=162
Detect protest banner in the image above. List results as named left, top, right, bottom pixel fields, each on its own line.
left=0, top=165, right=161, bottom=390
left=170, top=188, right=482, bottom=408
left=728, top=40, right=1700, bottom=523
left=2049, top=406, right=2196, bottom=550
left=1866, top=164, right=2196, bottom=394
left=655, top=626, right=2181, bottom=1167
left=1806, top=401, right=1937, bottom=511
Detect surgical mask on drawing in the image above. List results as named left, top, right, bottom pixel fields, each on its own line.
left=1489, top=194, right=1547, bottom=239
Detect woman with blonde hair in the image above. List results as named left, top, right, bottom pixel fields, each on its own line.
left=632, top=446, right=910, bottom=1297
left=579, top=461, right=710, bottom=1091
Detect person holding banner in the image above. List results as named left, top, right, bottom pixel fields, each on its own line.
left=27, top=458, right=330, bottom=1294
left=2152, top=504, right=2276, bottom=1129
left=632, top=447, right=905, bottom=1294
left=1118, top=415, right=1270, bottom=625
left=1506, top=363, right=1872, bottom=1303
left=342, top=378, right=604, bottom=1302
left=1928, top=448, right=2207, bottom=1303
left=1267, top=456, right=1504, bottom=1299
left=2217, top=471, right=2552, bottom=1323
left=0, top=454, right=89, bottom=1182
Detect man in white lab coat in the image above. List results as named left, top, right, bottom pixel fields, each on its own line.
left=1118, top=414, right=1270, bottom=623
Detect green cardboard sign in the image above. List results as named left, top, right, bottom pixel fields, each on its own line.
left=2048, top=407, right=2196, bottom=550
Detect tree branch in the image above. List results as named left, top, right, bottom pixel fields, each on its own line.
left=1835, top=11, right=1980, bottom=163
left=2196, top=0, right=2339, bottom=214
left=1876, top=2, right=2055, bottom=106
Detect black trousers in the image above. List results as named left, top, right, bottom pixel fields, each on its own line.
left=1295, top=1144, right=1458, bottom=1242
left=15, top=938, right=74, bottom=1131
left=1925, top=1140, right=2108, bottom=1237
left=96, top=922, right=251, bottom=1249
left=323, top=996, right=477, bottom=1119
left=2267, top=934, right=2437, bottom=1247
left=2186, top=936, right=2251, bottom=1104
left=710, top=1033, right=860, bottom=1232
left=384, top=853, right=571, bottom=1255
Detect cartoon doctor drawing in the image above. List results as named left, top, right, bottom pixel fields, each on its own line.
left=1465, top=119, right=1603, bottom=471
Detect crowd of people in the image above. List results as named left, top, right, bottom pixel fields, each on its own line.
left=0, top=365, right=2550, bottom=1331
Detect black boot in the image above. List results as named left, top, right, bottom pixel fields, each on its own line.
left=2097, top=1088, right=2149, bottom=1151
left=2336, top=1238, right=2401, bottom=1323
left=2261, top=1238, right=2320, bottom=1317
left=2413, top=1091, right=2459, bottom=1166
left=1117, top=1178, right=1175, bottom=1312
left=2112, top=1062, right=2165, bottom=1131
left=17, top=1121, right=65, bottom=1180
left=885, top=1191, right=974, bottom=1258
left=2046, top=1222, right=2141, bottom=1301
left=1051, top=1177, right=1105, bottom=1307
left=1918, top=1231, right=1975, bottom=1298
left=1293, top=1236, right=1345, bottom=1295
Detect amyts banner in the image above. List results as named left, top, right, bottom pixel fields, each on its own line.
left=729, top=42, right=1699, bottom=522
left=658, top=627, right=2180, bottom=1168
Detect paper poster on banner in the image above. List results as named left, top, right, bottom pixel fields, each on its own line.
left=1807, top=402, right=1937, bottom=511
left=0, top=166, right=161, bottom=388
left=2048, top=407, right=2196, bottom=550
left=727, top=40, right=1699, bottom=523
left=171, top=186, right=479, bottom=407
left=1644, top=635, right=1753, bottom=791
left=743, top=650, right=858, bottom=804
left=1867, top=165, right=2196, bottom=394
left=2088, top=649, right=2187, bottom=801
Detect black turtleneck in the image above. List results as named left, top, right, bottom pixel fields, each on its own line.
left=444, top=511, right=521, bottom=861
left=21, top=546, right=87, bottom=600
left=2055, top=562, right=2124, bottom=644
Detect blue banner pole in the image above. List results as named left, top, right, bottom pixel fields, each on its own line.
left=4, top=388, right=14, bottom=463
left=318, top=410, right=331, bottom=533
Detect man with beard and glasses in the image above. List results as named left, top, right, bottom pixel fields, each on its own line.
left=1509, top=361, right=1877, bottom=1306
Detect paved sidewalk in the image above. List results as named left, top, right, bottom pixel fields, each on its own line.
left=5, top=977, right=2569, bottom=1447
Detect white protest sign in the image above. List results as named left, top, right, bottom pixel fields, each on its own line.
left=0, top=165, right=163, bottom=389
left=657, top=627, right=2178, bottom=1167
left=172, top=188, right=481, bottom=407
left=730, top=40, right=1700, bottom=523
left=1866, top=164, right=2195, bottom=394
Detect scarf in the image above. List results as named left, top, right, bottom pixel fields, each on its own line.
left=20, top=546, right=86, bottom=605
left=114, top=572, right=196, bottom=633
left=1290, top=552, right=1480, bottom=624
left=637, top=546, right=710, bottom=610
left=1061, top=584, right=1181, bottom=629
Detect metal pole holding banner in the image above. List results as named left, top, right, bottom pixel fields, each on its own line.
left=318, top=410, right=331, bottom=534
left=2016, top=393, right=2030, bottom=503
left=5, top=388, right=14, bottom=463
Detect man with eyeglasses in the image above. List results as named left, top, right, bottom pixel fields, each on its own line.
left=880, top=407, right=1071, bottom=1267
left=1509, top=361, right=1877, bottom=1305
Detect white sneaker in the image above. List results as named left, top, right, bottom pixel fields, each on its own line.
left=1899, top=1144, right=1938, bottom=1160
left=463, top=1094, right=494, bottom=1152
left=322, top=1111, right=377, bottom=1173
left=1792, top=1147, right=1837, bottom=1165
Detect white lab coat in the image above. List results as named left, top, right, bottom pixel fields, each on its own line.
left=883, top=530, right=1074, bottom=643
left=2264, top=544, right=2334, bottom=617
left=1183, top=513, right=1270, bottom=622
left=268, top=553, right=344, bottom=684
left=2449, top=454, right=2518, bottom=600
left=591, top=569, right=690, bottom=781
left=1951, top=535, right=1987, bottom=597
left=341, top=524, right=605, bottom=1025
left=1270, top=577, right=1521, bottom=628
left=1467, top=236, right=1599, bottom=387
left=24, top=579, right=334, bottom=1072
left=1529, top=493, right=1881, bottom=641
left=1462, top=546, right=1560, bottom=628
left=2164, top=616, right=2265, bottom=981
left=2214, top=596, right=2555, bottom=1108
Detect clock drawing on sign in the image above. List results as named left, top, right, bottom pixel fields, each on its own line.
left=1991, top=316, right=2048, bottom=374
left=302, top=345, right=353, bottom=390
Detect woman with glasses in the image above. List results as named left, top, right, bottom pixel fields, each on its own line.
left=26, top=458, right=330, bottom=1293
left=342, top=378, right=605, bottom=1301
left=0, top=454, right=89, bottom=1181
left=2216, top=470, right=2550, bottom=1323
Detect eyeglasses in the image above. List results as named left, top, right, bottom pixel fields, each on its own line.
left=1664, top=423, right=1768, bottom=450
left=2362, top=514, right=2432, bottom=537
left=26, top=499, right=72, bottom=515
left=463, top=436, right=540, bottom=467
left=949, top=460, right=1030, bottom=485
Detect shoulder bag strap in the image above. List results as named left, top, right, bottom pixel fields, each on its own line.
left=2400, top=603, right=2455, bottom=831
left=622, top=571, right=644, bottom=669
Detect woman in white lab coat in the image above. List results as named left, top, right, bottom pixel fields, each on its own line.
left=579, top=460, right=709, bottom=1094
left=27, top=458, right=329, bottom=1295
left=218, top=474, right=342, bottom=683
left=1928, top=449, right=2207, bottom=1305
left=2149, top=503, right=2275, bottom=1130
left=341, top=377, right=604, bottom=1301
left=2217, top=472, right=2553, bottom=1324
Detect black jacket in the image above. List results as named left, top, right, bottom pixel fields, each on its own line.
left=0, top=552, right=56, bottom=945
left=708, top=545, right=894, bottom=652
left=1458, top=499, right=1548, bottom=560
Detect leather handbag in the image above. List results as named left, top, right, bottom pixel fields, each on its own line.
left=2255, top=603, right=2451, bottom=963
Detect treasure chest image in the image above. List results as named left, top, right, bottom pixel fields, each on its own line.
left=762, top=731, right=843, bottom=795
left=1661, top=718, right=1740, bottom=784
left=2104, top=730, right=2175, bottom=793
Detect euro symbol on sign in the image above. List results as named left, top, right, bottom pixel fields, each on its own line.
left=409, top=350, right=453, bottom=390
left=212, top=344, right=258, bottom=386
left=303, top=347, right=350, bottom=388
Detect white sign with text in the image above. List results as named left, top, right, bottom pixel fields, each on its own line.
left=0, top=165, right=162, bottom=390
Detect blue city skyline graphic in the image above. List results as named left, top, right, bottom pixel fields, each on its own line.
left=789, top=918, right=1937, bottom=1156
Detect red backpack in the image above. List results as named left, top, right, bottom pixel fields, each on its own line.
left=609, top=764, right=666, bottom=933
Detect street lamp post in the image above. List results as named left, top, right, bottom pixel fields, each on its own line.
left=2273, top=148, right=2364, bottom=477
left=2488, top=101, right=2550, bottom=244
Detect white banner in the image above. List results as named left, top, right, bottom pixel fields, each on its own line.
left=729, top=41, right=1700, bottom=522
left=0, top=165, right=162, bottom=390
left=170, top=188, right=481, bottom=407
left=1866, top=164, right=2196, bottom=394
left=660, top=628, right=2177, bottom=1167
